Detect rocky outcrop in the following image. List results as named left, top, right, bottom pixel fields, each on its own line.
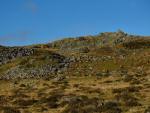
left=47, top=31, right=129, bottom=50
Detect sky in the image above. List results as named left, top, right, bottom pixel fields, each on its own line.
left=0, top=0, right=150, bottom=46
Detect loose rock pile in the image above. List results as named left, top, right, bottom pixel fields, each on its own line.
left=0, top=53, right=71, bottom=80
left=70, top=55, right=113, bottom=62
left=0, top=47, right=34, bottom=65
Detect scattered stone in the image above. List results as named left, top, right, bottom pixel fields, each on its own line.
left=78, top=47, right=90, bottom=53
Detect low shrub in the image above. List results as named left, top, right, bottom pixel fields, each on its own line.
left=13, top=99, right=38, bottom=107
left=115, top=92, right=141, bottom=107
left=2, top=107, right=20, bottom=113
left=145, top=106, right=150, bottom=113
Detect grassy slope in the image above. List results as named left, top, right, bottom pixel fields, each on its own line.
left=0, top=32, right=150, bottom=113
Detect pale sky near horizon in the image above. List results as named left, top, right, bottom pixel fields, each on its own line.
left=0, top=0, right=150, bottom=46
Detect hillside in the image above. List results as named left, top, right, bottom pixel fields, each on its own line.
left=0, top=31, right=150, bottom=113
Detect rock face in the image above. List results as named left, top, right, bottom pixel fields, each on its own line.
left=0, top=47, right=34, bottom=65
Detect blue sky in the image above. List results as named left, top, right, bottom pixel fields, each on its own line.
left=0, top=0, right=150, bottom=46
